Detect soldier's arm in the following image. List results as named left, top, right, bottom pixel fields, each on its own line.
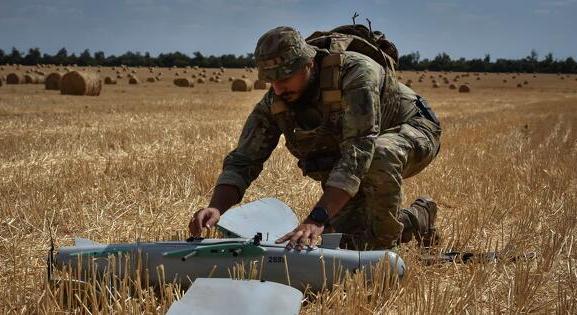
left=320, top=56, right=382, bottom=213
left=211, top=91, right=281, bottom=213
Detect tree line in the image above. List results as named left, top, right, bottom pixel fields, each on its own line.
left=1, top=47, right=576, bottom=73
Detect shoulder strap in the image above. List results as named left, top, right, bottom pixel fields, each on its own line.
left=319, top=53, right=344, bottom=120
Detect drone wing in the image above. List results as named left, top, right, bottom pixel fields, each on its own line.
left=73, top=238, right=102, bottom=247
left=166, top=278, right=303, bottom=315
left=217, top=198, right=299, bottom=241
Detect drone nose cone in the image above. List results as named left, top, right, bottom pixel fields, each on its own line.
left=359, top=250, right=406, bottom=278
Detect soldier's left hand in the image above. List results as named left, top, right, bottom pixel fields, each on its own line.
left=276, top=218, right=324, bottom=250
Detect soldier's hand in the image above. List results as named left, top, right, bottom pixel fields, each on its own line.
left=276, top=218, right=324, bottom=250
left=189, top=207, right=221, bottom=237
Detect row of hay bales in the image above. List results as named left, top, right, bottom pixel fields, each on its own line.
left=6, top=73, right=45, bottom=84
left=4, top=71, right=101, bottom=95
left=170, top=77, right=269, bottom=91
left=231, top=79, right=270, bottom=91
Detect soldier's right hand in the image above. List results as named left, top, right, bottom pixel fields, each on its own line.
left=188, top=207, right=221, bottom=237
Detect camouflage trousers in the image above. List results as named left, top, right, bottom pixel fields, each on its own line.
left=327, top=116, right=442, bottom=249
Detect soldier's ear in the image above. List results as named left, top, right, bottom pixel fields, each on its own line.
left=306, top=58, right=315, bottom=70
left=302, top=59, right=315, bottom=74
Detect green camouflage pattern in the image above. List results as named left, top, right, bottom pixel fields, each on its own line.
left=254, top=26, right=317, bottom=82
left=216, top=50, right=441, bottom=249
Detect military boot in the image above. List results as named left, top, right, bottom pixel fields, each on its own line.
left=398, top=195, right=441, bottom=247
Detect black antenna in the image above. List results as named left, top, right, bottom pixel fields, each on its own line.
left=366, top=18, right=373, bottom=33
left=47, top=227, right=55, bottom=282
left=352, top=12, right=359, bottom=25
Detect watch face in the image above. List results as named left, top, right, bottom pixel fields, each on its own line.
left=310, top=207, right=329, bottom=224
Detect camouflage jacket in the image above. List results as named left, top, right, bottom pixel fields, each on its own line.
left=215, top=51, right=418, bottom=198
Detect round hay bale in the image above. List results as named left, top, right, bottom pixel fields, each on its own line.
left=523, top=80, right=528, bottom=85
left=155, top=76, right=161, bottom=81
left=6, top=73, right=25, bottom=84
left=129, top=76, right=139, bottom=84
left=241, top=74, right=247, bottom=79
left=45, top=72, right=63, bottom=90
left=174, top=78, right=193, bottom=87
left=116, top=75, right=123, bottom=79
left=231, top=78, right=253, bottom=92
left=60, top=71, right=102, bottom=96
left=24, top=74, right=44, bottom=84
left=458, top=84, right=470, bottom=93
left=209, top=76, right=215, bottom=82
left=104, top=76, right=117, bottom=85
left=146, top=77, right=156, bottom=83
left=197, top=78, right=205, bottom=84
left=449, top=84, right=456, bottom=90
left=228, top=77, right=235, bottom=82
left=432, top=82, right=440, bottom=88
left=517, top=83, right=523, bottom=88
left=503, top=79, right=507, bottom=83
left=253, top=79, right=268, bottom=90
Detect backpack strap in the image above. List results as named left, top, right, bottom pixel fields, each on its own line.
left=319, top=53, right=344, bottom=123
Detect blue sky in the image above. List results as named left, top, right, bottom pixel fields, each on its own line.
left=1, top=0, right=576, bottom=60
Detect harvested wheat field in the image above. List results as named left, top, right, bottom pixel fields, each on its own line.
left=0, top=65, right=576, bottom=314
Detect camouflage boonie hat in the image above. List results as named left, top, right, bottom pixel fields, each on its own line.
left=254, top=26, right=317, bottom=82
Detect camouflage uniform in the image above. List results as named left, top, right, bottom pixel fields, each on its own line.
left=215, top=27, right=442, bottom=249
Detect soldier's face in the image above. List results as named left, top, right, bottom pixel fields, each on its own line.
left=272, top=61, right=314, bottom=103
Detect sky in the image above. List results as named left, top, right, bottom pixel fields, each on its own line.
left=1, top=0, right=576, bottom=61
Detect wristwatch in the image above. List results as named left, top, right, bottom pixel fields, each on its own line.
left=307, top=206, right=330, bottom=225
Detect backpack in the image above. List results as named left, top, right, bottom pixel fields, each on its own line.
left=305, top=24, right=399, bottom=71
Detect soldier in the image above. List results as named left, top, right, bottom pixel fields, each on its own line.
left=189, top=26, right=442, bottom=250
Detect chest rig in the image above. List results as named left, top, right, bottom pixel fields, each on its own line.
left=271, top=53, right=345, bottom=164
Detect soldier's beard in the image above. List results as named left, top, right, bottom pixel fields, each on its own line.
left=280, top=92, right=299, bottom=102
left=282, top=68, right=318, bottom=105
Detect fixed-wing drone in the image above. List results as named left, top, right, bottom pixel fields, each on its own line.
left=49, top=198, right=405, bottom=314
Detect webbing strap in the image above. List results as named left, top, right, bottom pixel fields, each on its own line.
left=319, top=53, right=344, bottom=123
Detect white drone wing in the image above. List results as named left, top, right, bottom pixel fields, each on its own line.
left=166, top=278, right=303, bottom=315
left=217, top=198, right=299, bottom=241
left=74, top=238, right=102, bottom=247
